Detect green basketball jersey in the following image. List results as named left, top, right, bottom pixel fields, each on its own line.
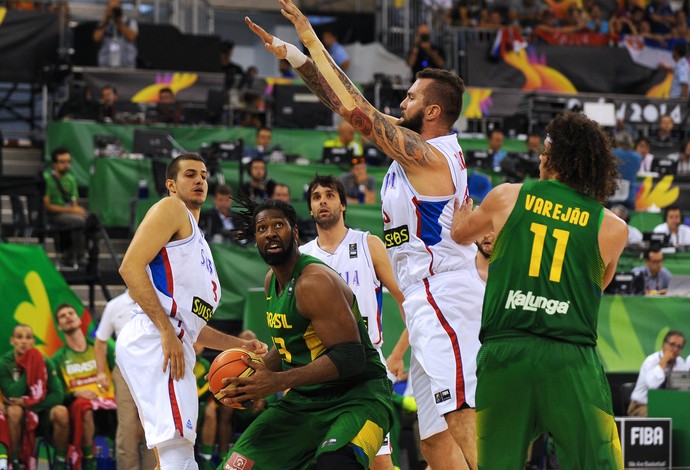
left=481, top=180, right=605, bottom=346
left=265, top=254, right=388, bottom=395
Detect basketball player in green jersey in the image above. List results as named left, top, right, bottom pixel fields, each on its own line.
left=218, top=198, right=394, bottom=470
left=451, top=112, right=627, bottom=469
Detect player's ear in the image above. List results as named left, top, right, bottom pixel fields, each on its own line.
left=426, top=103, right=441, bottom=120
left=165, top=178, right=176, bottom=193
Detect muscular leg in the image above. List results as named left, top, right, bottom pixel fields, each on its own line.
left=217, top=406, right=234, bottom=455
left=420, top=430, right=466, bottom=470
left=445, top=408, right=477, bottom=470
left=202, top=401, right=218, bottom=450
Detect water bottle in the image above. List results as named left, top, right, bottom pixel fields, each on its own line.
left=138, top=179, right=149, bottom=199
left=358, top=184, right=366, bottom=204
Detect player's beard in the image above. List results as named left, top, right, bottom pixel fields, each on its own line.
left=476, top=243, right=491, bottom=259
left=399, top=108, right=424, bottom=134
left=259, top=236, right=296, bottom=266
left=315, top=208, right=342, bottom=230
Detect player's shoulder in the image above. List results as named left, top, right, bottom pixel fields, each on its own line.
left=601, top=208, right=629, bottom=235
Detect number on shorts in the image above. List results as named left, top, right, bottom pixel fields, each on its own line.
left=272, top=336, right=292, bottom=362
left=528, top=222, right=570, bottom=283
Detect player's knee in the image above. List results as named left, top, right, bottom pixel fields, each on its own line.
left=204, top=403, right=217, bottom=423
left=51, top=405, right=69, bottom=427
left=157, top=440, right=196, bottom=470
left=7, top=404, right=24, bottom=424
left=315, top=445, right=364, bottom=470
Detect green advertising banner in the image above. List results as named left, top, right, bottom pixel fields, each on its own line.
left=0, top=244, right=91, bottom=358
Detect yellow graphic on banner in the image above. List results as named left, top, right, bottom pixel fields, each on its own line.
left=464, top=88, right=493, bottom=119
left=646, top=70, right=673, bottom=98
left=14, top=271, right=64, bottom=357
left=131, top=72, right=198, bottom=103
left=503, top=49, right=577, bottom=93
left=634, top=175, right=679, bottom=211
left=0, top=7, right=7, bottom=25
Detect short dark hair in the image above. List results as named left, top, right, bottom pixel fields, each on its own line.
left=51, top=146, right=70, bottom=163
left=256, top=127, right=272, bottom=136
left=159, top=87, right=174, bottom=97
left=306, top=174, right=348, bottom=214
left=55, top=302, right=76, bottom=316
left=663, top=205, right=683, bottom=222
left=271, top=183, right=290, bottom=198
left=215, top=183, right=233, bottom=196
left=221, top=41, right=235, bottom=53
left=672, top=42, right=687, bottom=58
left=101, top=84, right=117, bottom=95
left=664, top=329, right=685, bottom=344
left=415, top=68, right=465, bottom=130
left=543, top=112, right=619, bottom=204
left=643, top=247, right=663, bottom=260
left=166, top=153, right=205, bottom=181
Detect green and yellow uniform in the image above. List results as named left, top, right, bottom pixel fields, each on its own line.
left=223, top=255, right=394, bottom=469
left=52, top=338, right=116, bottom=402
left=477, top=180, right=623, bottom=470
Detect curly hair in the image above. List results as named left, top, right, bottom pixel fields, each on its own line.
left=230, top=193, right=298, bottom=244
left=543, top=112, right=619, bottom=204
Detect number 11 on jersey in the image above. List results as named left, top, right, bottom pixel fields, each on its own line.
left=529, top=222, right=570, bottom=283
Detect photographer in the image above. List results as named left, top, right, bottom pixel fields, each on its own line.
left=93, top=0, right=138, bottom=68
left=406, top=24, right=446, bottom=80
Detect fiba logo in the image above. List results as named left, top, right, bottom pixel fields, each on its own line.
left=224, top=452, right=254, bottom=470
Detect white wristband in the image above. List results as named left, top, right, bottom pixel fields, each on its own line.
left=272, top=37, right=307, bottom=68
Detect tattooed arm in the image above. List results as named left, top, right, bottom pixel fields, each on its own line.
left=245, top=7, right=452, bottom=194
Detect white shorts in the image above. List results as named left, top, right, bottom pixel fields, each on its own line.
left=404, top=269, right=483, bottom=440
left=116, top=314, right=199, bottom=449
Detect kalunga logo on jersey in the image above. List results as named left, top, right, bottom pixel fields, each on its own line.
left=505, top=290, right=570, bottom=315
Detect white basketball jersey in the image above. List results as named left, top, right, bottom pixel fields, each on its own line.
left=380, top=133, right=477, bottom=291
left=132, top=209, right=221, bottom=343
left=300, top=229, right=384, bottom=347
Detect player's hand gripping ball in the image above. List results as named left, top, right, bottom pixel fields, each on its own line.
left=208, top=348, right=263, bottom=409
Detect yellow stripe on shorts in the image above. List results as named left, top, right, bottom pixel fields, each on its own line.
left=351, top=419, right=384, bottom=461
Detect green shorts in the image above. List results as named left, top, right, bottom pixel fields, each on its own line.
left=221, top=377, right=393, bottom=470
left=476, top=337, right=622, bottom=470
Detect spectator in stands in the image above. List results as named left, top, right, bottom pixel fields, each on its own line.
left=457, top=0, right=489, bottom=26
left=632, top=247, right=673, bottom=295
left=220, top=41, right=244, bottom=90
left=669, top=42, right=689, bottom=100
left=155, top=87, right=184, bottom=125
left=407, top=24, right=446, bottom=80
left=94, top=290, right=155, bottom=470
left=43, top=146, right=88, bottom=270
left=481, top=8, right=507, bottom=28
left=610, top=204, right=644, bottom=244
left=339, top=156, right=377, bottom=204
left=613, top=131, right=642, bottom=208
left=654, top=205, right=690, bottom=245
left=537, top=5, right=588, bottom=34
left=649, top=114, right=682, bottom=159
left=200, top=183, right=240, bottom=244
left=646, top=0, right=675, bottom=35
left=238, top=66, right=267, bottom=128
left=244, top=127, right=278, bottom=161
left=610, top=6, right=639, bottom=36
left=52, top=303, right=117, bottom=470
left=636, top=136, right=655, bottom=173
left=586, top=4, right=610, bottom=33
left=488, top=128, right=507, bottom=171
left=509, top=0, right=547, bottom=29
left=0, top=325, right=68, bottom=470
left=321, top=28, right=350, bottom=72
left=270, top=183, right=317, bottom=242
left=239, top=158, right=276, bottom=202
left=278, top=58, right=296, bottom=78
left=93, top=0, right=138, bottom=68
left=499, top=134, right=540, bottom=183
left=628, top=330, right=687, bottom=416
left=323, top=121, right=364, bottom=157
left=677, top=139, right=690, bottom=175
left=97, top=84, right=118, bottom=122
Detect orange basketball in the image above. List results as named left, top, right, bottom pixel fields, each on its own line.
left=208, top=348, right=262, bottom=408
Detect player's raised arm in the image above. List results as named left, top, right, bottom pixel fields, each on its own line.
left=245, top=2, right=446, bottom=178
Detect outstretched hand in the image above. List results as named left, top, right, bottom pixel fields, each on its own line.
left=277, top=0, right=319, bottom=49
left=244, top=17, right=287, bottom=60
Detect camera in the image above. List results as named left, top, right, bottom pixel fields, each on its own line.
left=419, top=33, right=431, bottom=42
left=112, top=6, right=123, bottom=18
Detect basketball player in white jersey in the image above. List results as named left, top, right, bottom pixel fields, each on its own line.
left=300, top=175, right=406, bottom=470
left=245, top=4, right=480, bottom=467
left=117, top=153, right=267, bottom=470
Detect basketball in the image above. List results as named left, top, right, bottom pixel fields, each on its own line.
left=208, top=348, right=263, bottom=409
